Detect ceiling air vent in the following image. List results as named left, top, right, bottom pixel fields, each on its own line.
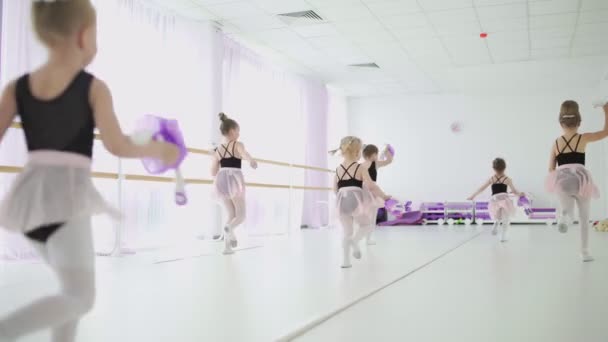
left=349, top=63, right=380, bottom=68
left=277, top=10, right=324, bottom=25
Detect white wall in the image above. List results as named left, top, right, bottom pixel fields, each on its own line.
left=348, top=89, right=608, bottom=219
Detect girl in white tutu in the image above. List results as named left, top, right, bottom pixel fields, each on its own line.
left=0, top=1, right=178, bottom=341
left=361, top=144, right=393, bottom=245
left=468, top=158, right=522, bottom=242
left=331, top=137, right=390, bottom=268
left=546, top=100, right=608, bottom=262
left=211, top=113, right=257, bottom=255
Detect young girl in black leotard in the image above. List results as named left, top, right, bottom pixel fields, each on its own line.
left=546, top=100, right=608, bottom=262
left=468, top=158, right=522, bottom=242
left=361, top=144, right=393, bottom=245
left=331, top=137, right=389, bottom=268
left=211, top=113, right=257, bottom=255
left=0, top=1, right=178, bottom=341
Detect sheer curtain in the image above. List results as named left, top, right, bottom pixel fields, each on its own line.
left=91, top=0, right=217, bottom=251
left=0, top=0, right=48, bottom=260
left=221, top=36, right=331, bottom=235
left=0, top=0, right=218, bottom=257
left=326, top=88, right=349, bottom=228
left=0, top=0, right=338, bottom=259
left=300, top=83, right=329, bottom=229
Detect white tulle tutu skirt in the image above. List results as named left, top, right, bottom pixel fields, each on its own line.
left=0, top=151, right=120, bottom=234
left=363, top=183, right=386, bottom=209
left=488, top=193, right=516, bottom=220
left=545, top=164, right=599, bottom=199
left=335, top=186, right=376, bottom=222
left=214, top=168, right=245, bottom=200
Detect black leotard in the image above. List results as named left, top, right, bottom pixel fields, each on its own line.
left=218, top=141, right=242, bottom=169
left=337, top=162, right=363, bottom=189
left=555, top=134, right=585, bottom=166
left=368, top=161, right=377, bottom=182
left=491, top=176, right=508, bottom=195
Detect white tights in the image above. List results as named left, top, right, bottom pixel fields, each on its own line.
left=339, top=214, right=373, bottom=266
left=558, top=194, right=591, bottom=252
left=0, top=217, right=95, bottom=342
left=221, top=197, right=246, bottom=231
left=494, top=208, right=511, bottom=241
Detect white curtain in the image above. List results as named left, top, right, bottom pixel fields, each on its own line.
left=0, top=0, right=218, bottom=256
left=221, top=36, right=332, bottom=235
left=0, top=0, right=338, bottom=258
left=0, top=0, right=48, bottom=260
left=300, top=82, right=329, bottom=229
left=326, top=88, right=349, bottom=228
left=91, top=0, right=217, bottom=251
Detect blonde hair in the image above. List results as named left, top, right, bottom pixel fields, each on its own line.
left=329, top=136, right=363, bottom=159
left=32, top=0, right=96, bottom=46
left=218, top=112, right=239, bottom=136
left=559, top=100, right=581, bottom=128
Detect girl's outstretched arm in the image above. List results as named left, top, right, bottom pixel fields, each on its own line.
left=467, top=178, right=492, bottom=200
left=506, top=178, right=523, bottom=197
left=361, top=167, right=390, bottom=200
left=376, top=148, right=394, bottom=168
left=91, top=78, right=178, bottom=163
left=236, top=142, right=258, bottom=169
left=583, top=103, right=608, bottom=143
left=210, top=156, right=220, bottom=177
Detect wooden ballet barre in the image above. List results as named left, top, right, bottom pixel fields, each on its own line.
left=0, top=166, right=21, bottom=174
left=9, top=122, right=333, bottom=173
left=292, top=185, right=332, bottom=191
left=0, top=165, right=331, bottom=191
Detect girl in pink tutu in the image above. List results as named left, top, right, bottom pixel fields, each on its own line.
left=331, top=137, right=390, bottom=268
left=546, top=100, right=608, bottom=262
left=0, top=1, right=179, bottom=341
left=468, top=158, right=522, bottom=242
left=211, top=112, right=257, bottom=255
left=361, top=144, right=393, bottom=245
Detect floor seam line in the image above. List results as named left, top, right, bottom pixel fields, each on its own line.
left=274, top=232, right=483, bottom=342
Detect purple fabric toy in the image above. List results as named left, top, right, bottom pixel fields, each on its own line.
left=132, top=115, right=188, bottom=206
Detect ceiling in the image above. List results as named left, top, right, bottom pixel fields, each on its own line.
left=148, top=0, right=608, bottom=96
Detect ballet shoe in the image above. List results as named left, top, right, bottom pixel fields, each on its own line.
left=222, top=238, right=234, bottom=255
left=224, top=227, right=238, bottom=248
left=342, top=240, right=352, bottom=268
left=581, top=250, right=594, bottom=262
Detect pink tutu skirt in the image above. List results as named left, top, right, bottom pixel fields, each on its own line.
left=214, top=168, right=245, bottom=200
left=363, top=183, right=385, bottom=209
left=488, top=193, right=516, bottom=220
left=545, top=164, right=599, bottom=199
left=335, top=187, right=375, bottom=222
left=0, top=151, right=120, bottom=234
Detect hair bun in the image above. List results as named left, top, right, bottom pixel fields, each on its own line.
left=218, top=112, right=228, bottom=122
